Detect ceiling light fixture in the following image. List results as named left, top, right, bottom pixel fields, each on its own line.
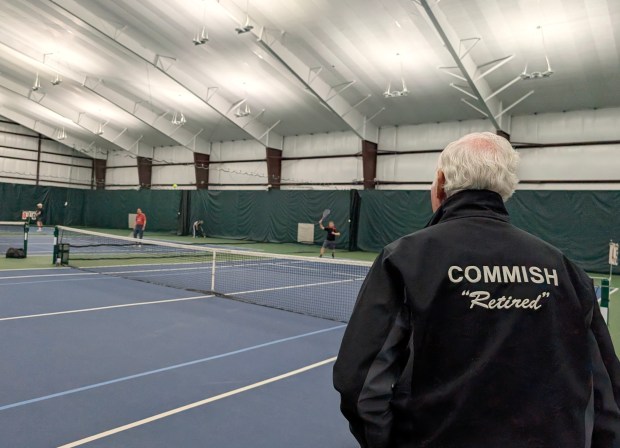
left=51, top=73, right=62, bottom=86
left=95, top=121, right=106, bottom=135
left=172, top=111, right=186, bottom=125
left=32, top=73, right=41, bottom=91
left=384, top=53, right=409, bottom=98
left=235, top=103, right=251, bottom=118
left=193, top=26, right=209, bottom=45
left=235, top=0, right=254, bottom=34
left=520, top=26, right=554, bottom=80
left=56, top=127, right=67, bottom=140
left=193, top=3, right=209, bottom=45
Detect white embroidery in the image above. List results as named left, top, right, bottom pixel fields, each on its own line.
left=462, top=290, right=551, bottom=310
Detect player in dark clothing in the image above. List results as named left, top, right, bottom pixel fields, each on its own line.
left=192, top=220, right=206, bottom=238
left=319, top=220, right=340, bottom=258
left=333, top=132, right=620, bottom=448
left=35, top=202, right=44, bottom=232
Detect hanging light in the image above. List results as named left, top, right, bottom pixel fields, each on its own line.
left=235, top=0, right=253, bottom=34
left=51, top=73, right=62, bottom=86
left=520, top=25, right=554, bottom=80
left=32, top=73, right=41, bottom=91
left=56, top=127, right=67, bottom=140
left=95, top=122, right=105, bottom=135
left=172, top=111, right=186, bottom=125
left=384, top=53, right=408, bottom=98
left=193, top=26, right=209, bottom=45
left=235, top=103, right=251, bottom=118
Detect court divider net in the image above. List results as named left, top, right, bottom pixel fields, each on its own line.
left=55, top=226, right=372, bottom=322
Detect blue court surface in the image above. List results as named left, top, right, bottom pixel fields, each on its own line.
left=0, top=266, right=358, bottom=447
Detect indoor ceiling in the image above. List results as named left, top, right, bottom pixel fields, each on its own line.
left=0, top=0, right=617, bottom=156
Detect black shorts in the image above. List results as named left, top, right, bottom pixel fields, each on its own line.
left=322, top=240, right=336, bottom=250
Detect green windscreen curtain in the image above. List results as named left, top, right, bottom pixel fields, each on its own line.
left=356, top=190, right=433, bottom=252
left=83, top=190, right=181, bottom=231
left=190, top=190, right=351, bottom=248
left=0, top=183, right=85, bottom=226
left=506, top=190, right=620, bottom=273
left=1, top=182, right=619, bottom=273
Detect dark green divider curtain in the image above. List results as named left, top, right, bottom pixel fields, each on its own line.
left=506, top=191, right=620, bottom=274
left=357, top=190, right=433, bottom=252
left=1, top=182, right=619, bottom=273
left=190, top=190, right=351, bottom=248
left=0, top=183, right=85, bottom=226
left=83, top=190, right=181, bottom=232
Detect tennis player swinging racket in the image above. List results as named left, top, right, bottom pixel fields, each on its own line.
left=318, top=209, right=340, bottom=258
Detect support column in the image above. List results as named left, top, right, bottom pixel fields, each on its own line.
left=497, top=130, right=511, bottom=141
left=266, top=147, right=282, bottom=189
left=35, top=134, right=42, bottom=185
left=362, top=140, right=378, bottom=189
left=137, top=156, right=152, bottom=189
left=194, top=152, right=210, bottom=190
left=92, top=159, right=107, bottom=190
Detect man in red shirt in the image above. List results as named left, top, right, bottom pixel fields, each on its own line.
left=133, top=208, right=147, bottom=240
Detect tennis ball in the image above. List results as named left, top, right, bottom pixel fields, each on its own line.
left=172, top=184, right=178, bottom=189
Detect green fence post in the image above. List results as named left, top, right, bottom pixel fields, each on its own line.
left=53, top=226, right=59, bottom=265
left=601, top=278, right=610, bottom=325
left=23, top=221, right=29, bottom=258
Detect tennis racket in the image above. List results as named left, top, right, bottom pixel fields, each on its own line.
left=319, top=208, right=331, bottom=223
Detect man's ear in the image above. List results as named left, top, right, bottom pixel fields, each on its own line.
left=431, top=170, right=447, bottom=212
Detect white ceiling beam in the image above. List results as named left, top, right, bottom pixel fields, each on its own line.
left=0, top=41, right=204, bottom=152
left=215, top=0, right=379, bottom=143
left=49, top=0, right=284, bottom=149
left=256, top=32, right=379, bottom=142
left=416, top=0, right=506, bottom=132
left=0, top=106, right=104, bottom=159
left=0, top=76, right=139, bottom=156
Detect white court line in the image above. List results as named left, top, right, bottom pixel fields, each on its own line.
left=0, top=295, right=213, bottom=321
left=56, top=357, right=336, bottom=448
left=0, top=272, right=98, bottom=280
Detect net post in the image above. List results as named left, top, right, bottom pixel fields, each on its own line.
left=601, top=278, right=610, bottom=325
left=53, top=226, right=59, bottom=265
left=211, top=251, right=217, bottom=291
left=23, top=221, right=29, bottom=257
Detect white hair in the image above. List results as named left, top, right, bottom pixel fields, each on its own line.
left=437, top=132, right=519, bottom=201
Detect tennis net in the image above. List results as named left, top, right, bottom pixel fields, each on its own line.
left=0, top=221, right=28, bottom=257
left=55, top=226, right=372, bottom=322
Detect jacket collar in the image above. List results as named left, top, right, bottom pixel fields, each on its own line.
left=426, top=189, right=509, bottom=227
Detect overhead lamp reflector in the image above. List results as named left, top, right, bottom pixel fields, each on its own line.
left=32, top=73, right=41, bottom=91
left=193, top=26, right=209, bottom=45
left=172, top=111, right=186, bottom=125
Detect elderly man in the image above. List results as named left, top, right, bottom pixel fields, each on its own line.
left=333, top=132, right=620, bottom=447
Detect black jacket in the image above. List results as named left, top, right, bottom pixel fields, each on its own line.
left=334, top=189, right=620, bottom=448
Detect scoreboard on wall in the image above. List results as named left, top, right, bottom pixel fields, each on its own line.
left=21, top=210, right=37, bottom=221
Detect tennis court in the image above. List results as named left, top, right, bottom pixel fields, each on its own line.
left=0, top=244, right=367, bottom=447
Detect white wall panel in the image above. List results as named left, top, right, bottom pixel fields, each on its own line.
left=152, top=165, right=195, bottom=189
left=281, top=158, right=361, bottom=184
left=511, top=108, right=620, bottom=143
left=209, top=161, right=267, bottom=188
left=106, top=167, right=138, bottom=187
left=283, top=131, right=361, bottom=157
left=0, top=146, right=38, bottom=161
left=210, top=140, right=264, bottom=161
left=379, top=120, right=494, bottom=152
left=376, top=153, right=440, bottom=183
left=153, top=146, right=195, bottom=163
left=0, top=132, right=38, bottom=150
left=0, top=157, right=37, bottom=181
left=106, top=150, right=136, bottom=168
left=517, top=145, right=620, bottom=181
